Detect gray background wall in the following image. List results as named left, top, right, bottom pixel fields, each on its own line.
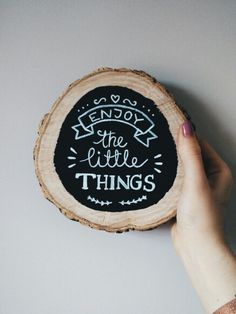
left=1, top=1, right=236, bottom=313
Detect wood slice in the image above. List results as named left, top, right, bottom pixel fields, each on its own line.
left=34, top=67, right=187, bottom=232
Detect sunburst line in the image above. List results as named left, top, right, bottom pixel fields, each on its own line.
left=67, top=156, right=76, bottom=160
left=155, top=162, right=163, bottom=165
left=70, top=147, right=77, bottom=154
left=154, top=154, right=162, bottom=159
left=68, top=163, right=76, bottom=168
left=154, top=168, right=162, bottom=173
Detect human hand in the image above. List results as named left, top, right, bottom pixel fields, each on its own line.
left=172, top=121, right=233, bottom=248
left=171, top=121, right=236, bottom=313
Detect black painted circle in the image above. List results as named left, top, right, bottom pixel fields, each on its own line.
left=54, top=86, right=177, bottom=212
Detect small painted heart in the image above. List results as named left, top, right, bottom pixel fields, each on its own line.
left=111, top=94, right=120, bottom=103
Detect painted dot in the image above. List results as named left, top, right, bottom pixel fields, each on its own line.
left=148, top=109, right=151, bottom=112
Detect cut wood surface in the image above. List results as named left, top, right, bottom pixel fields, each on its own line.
left=34, top=67, right=187, bottom=232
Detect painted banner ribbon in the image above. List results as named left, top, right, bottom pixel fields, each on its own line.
left=72, top=104, right=157, bottom=147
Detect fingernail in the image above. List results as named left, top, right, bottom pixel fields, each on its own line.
left=182, top=121, right=194, bottom=137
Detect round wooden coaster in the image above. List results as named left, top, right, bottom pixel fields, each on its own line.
left=34, top=68, right=186, bottom=232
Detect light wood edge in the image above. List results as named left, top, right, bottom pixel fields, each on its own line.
left=33, top=67, right=187, bottom=233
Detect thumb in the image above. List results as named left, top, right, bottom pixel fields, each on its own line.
left=177, top=121, right=207, bottom=188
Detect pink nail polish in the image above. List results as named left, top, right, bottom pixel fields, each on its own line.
left=182, top=121, right=193, bottom=137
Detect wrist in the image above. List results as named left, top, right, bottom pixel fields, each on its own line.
left=172, top=222, right=225, bottom=259
left=174, top=231, right=236, bottom=313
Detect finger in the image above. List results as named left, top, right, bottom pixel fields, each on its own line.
left=177, top=121, right=208, bottom=189
left=199, top=139, right=233, bottom=204
left=200, top=139, right=232, bottom=182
